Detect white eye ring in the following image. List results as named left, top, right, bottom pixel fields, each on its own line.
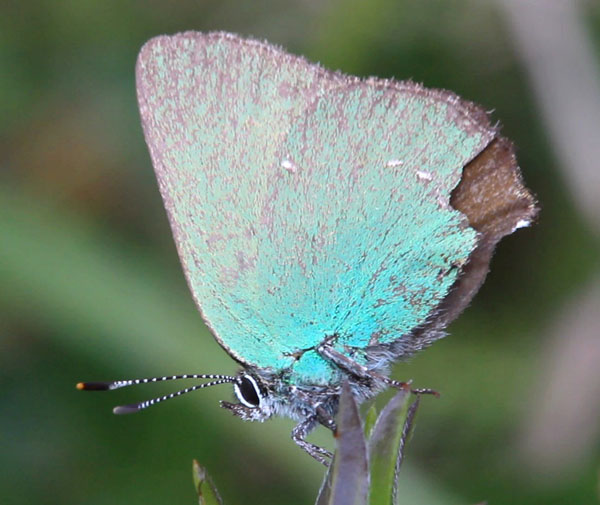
left=234, top=374, right=262, bottom=408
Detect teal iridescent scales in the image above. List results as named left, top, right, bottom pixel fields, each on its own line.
left=136, top=32, right=528, bottom=386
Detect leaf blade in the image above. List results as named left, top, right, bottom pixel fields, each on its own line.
left=315, top=382, right=368, bottom=505
left=367, top=389, right=414, bottom=505
left=193, top=460, right=223, bottom=505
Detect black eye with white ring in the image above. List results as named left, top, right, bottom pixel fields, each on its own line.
left=234, top=375, right=261, bottom=408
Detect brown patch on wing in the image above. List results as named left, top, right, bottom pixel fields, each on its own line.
left=439, top=137, right=539, bottom=326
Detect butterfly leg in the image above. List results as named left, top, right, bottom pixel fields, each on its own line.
left=315, top=404, right=337, bottom=433
left=291, top=415, right=333, bottom=466
left=317, top=341, right=439, bottom=396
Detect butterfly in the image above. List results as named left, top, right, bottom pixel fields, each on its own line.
left=78, top=31, right=537, bottom=465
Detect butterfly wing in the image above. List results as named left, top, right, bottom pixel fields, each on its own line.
left=136, top=32, right=343, bottom=372
left=136, top=32, right=533, bottom=385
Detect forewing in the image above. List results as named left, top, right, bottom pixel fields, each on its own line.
left=136, top=32, right=342, bottom=370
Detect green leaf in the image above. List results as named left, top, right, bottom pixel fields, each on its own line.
left=397, top=397, right=420, bottom=474
left=363, top=403, right=378, bottom=440
left=367, top=389, right=417, bottom=505
left=315, top=383, right=368, bottom=505
left=192, top=460, right=223, bottom=505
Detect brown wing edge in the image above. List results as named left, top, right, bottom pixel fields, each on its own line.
left=366, top=136, right=539, bottom=364
left=443, top=136, right=539, bottom=326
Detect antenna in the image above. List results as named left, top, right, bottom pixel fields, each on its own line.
left=77, top=373, right=237, bottom=414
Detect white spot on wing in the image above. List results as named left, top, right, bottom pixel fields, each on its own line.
left=281, top=159, right=298, bottom=173
left=513, top=219, right=531, bottom=231
left=416, top=170, right=433, bottom=182
left=386, top=159, right=404, bottom=168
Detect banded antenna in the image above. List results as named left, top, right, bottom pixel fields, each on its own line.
left=77, top=374, right=237, bottom=414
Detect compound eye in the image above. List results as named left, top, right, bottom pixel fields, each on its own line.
left=234, top=375, right=261, bottom=408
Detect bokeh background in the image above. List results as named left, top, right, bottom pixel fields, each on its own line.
left=2, top=0, right=599, bottom=504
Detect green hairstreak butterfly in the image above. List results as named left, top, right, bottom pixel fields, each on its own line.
left=78, top=31, right=537, bottom=464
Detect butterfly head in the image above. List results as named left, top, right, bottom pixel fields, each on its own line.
left=220, top=372, right=275, bottom=421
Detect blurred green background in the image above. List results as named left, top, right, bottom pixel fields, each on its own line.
left=2, top=1, right=599, bottom=504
